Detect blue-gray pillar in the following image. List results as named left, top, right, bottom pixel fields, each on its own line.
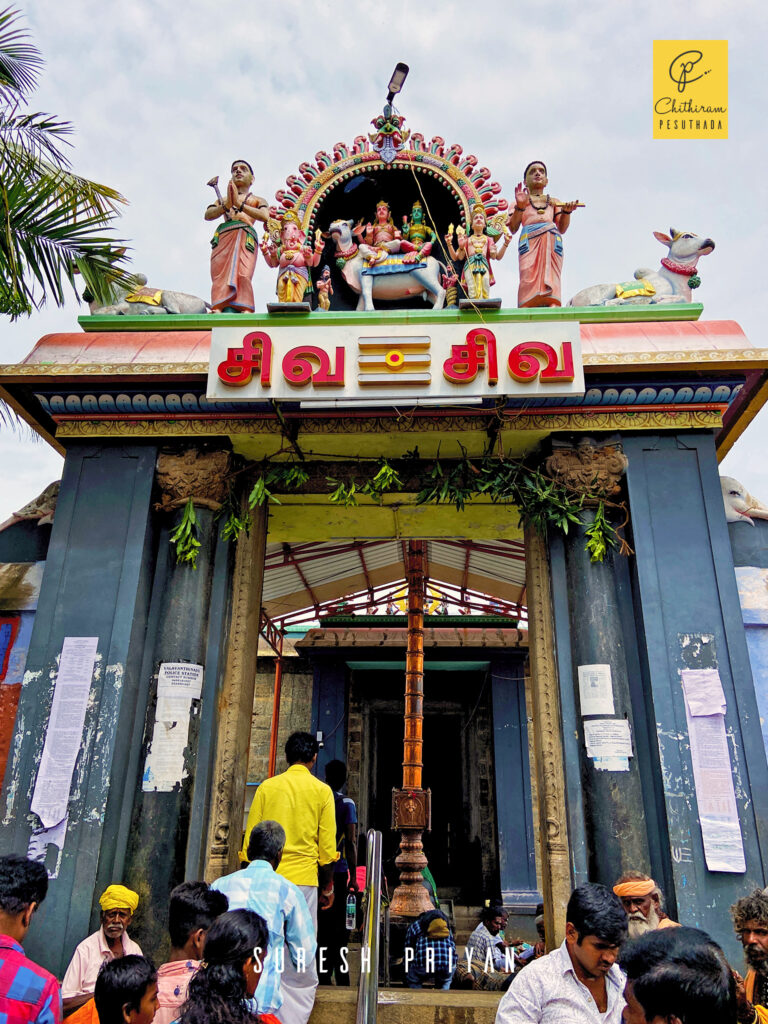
left=123, top=448, right=233, bottom=960
left=728, top=519, right=768, bottom=755
left=624, top=431, right=768, bottom=962
left=490, top=657, right=540, bottom=909
left=0, top=443, right=158, bottom=977
left=560, top=510, right=651, bottom=884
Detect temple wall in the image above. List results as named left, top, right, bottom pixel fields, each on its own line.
left=247, top=655, right=314, bottom=783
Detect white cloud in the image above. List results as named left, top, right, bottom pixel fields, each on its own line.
left=2, top=0, right=767, bottom=516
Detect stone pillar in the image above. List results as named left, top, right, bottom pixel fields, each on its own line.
left=0, top=444, right=158, bottom=977
left=624, top=432, right=768, bottom=960
left=546, top=438, right=651, bottom=884
left=124, top=448, right=230, bottom=958
left=204, top=500, right=268, bottom=881
left=524, top=525, right=571, bottom=949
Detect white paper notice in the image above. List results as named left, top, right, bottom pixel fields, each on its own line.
left=681, top=668, right=727, bottom=716
left=584, top=719, right=633, bottom=759
left=30, top=637, right=99, bottom=829
left=578, top=664, right=615, bottom=717
left=142, top=662, right=203, bottom=793
left=683, top=676, right=745, bottom=873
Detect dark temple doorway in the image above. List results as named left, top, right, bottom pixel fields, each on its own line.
left=356, top=666, right=498, bottom=903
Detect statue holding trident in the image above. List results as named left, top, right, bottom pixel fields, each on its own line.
left=444, top=205, right=511, bottom=303
left=205, top=160, right=269, bottom=313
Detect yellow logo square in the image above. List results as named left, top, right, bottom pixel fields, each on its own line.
left=653, top=41, right=728, bottom=139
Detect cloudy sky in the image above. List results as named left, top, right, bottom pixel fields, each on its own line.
left=1, top=0, right=766, bottom=520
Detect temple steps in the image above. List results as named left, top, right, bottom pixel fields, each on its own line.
left=309, top=988, right=502, bottom=1024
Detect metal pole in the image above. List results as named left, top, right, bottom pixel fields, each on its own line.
left=267, top=631, right=284, bottom=778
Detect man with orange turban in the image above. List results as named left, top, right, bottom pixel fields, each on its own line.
left=62, top=885, right=142, bottom=1014
left=612, top=872, right=680, bottom=939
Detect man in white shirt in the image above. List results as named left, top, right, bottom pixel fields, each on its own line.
left=495, top=883, right=628, bottom=1024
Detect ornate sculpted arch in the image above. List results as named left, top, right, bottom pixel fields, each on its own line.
left=272, top=107, right=510, bottom=238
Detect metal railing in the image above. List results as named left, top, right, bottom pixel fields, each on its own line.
left=355, top=828, right=383, bottom=1024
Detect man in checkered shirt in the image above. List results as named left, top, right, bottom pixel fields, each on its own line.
left=404, top=911, right=457, bottom=990
left=212, top=820, right=316, bottom=1024
left=0, top=855, right=61, bottom=1024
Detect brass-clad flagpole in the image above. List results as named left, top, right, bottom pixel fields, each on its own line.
left=389, top=540, right=433, bottom=917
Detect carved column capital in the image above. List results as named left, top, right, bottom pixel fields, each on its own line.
left=545, top=437, right=628, bottom=499
left=155, top=449, right=231, bottom=511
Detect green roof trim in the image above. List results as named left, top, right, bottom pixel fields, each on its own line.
left=78, top=303, right=704, bottom=333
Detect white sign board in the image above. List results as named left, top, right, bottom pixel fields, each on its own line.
left=31, top=637, right=99, bottom=829
left=206, top=321, right=584, bottom=404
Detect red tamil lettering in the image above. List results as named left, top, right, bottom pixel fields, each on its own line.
left=217, top=332, right=273, bottom=387
left=508, top=341, right=575, bottom=383
left=443, top=328, right=498, bottom=385
left=282, top=346, right=345, bottom=387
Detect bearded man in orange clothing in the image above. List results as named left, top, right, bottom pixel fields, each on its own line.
left=732, top=888, right=768, bottom=1024
left=612, top=872, right=680, bottom=939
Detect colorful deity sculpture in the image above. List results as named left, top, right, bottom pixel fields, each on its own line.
left=401, top=200, right=437, bottom=261
left=369, top=105, right=410, bottom=164
left=316, top=265, right=333, bottom=311
left=205, top=160, right=269, bottom=313
left=444, top=205, right=511, bottom=302
left=261, top=212, right=324, bottom=304
left=506, top=160, right=581, bottom=308
left=353, top=200, right=403, bottom=266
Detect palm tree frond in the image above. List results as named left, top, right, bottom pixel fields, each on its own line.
left=0, top=6, right=132, bottom=320
left=0, top=7, right=42, bottom=102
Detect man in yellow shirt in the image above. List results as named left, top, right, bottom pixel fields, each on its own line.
left=241, top=732, right=339, bottom=925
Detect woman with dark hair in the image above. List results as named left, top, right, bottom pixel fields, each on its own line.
left=177, top=909, right=278, bottom=1024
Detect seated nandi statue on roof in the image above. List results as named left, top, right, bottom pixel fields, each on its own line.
left=721, top=477, right=768, bottom=526
left=569, top=229, right=714, bottom=307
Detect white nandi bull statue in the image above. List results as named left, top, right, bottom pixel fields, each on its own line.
left=327, top=219, right=446, bottom=310
left=721, top=477, right=768, bottom=525
left=88, top=273, right=209, bottom=315
left=569, top=229, right=715, bottom=307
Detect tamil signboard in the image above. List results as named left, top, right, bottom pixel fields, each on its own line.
left=206, top=321, right=584, bottom=404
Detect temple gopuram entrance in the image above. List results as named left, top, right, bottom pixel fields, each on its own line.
left=1, top=71, right=767, bottom=987
left=253, top=527, right=537, bottom=921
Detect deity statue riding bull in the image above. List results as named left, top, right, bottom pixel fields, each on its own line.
left=327, top=212, right=447, bottom=311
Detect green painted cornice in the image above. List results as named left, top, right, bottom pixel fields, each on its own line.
left=78, top=303, right=704, bottom=333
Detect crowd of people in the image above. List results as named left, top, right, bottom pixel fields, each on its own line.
left=3, top=730, right=768, bottom=1024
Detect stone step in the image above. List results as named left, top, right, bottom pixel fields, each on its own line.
left=309, top=988, right=503, bottom=1024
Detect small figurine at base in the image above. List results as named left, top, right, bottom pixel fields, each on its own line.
left=205, top=160, right=269, bottom=313
left=444, top=205, right=510, bottom=303
left=316, top=265, right=333, bottom=311
left=441, top=267, right=459, bottom=308
left=261, top=212, right=324, bottom=305
left=506, top=160, right=581, bottom=308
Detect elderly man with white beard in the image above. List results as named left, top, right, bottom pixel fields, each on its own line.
left=612, top=872, right=680, bottom=939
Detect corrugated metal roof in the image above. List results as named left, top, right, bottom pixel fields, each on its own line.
left=261, top=538, right=526, bottom=621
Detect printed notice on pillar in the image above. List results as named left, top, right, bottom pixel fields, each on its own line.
left=578, top=664, right=615, bottom=717
left=31, top=637, right=99, bottom=829
left=142, top=662, right=203, bottom=793
left=583, top=718, right=632, bottom=771
left=682, top=668, right=745, bottom=873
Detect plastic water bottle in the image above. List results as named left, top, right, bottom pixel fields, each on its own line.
left=345, top=891, right=356, bottom=930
